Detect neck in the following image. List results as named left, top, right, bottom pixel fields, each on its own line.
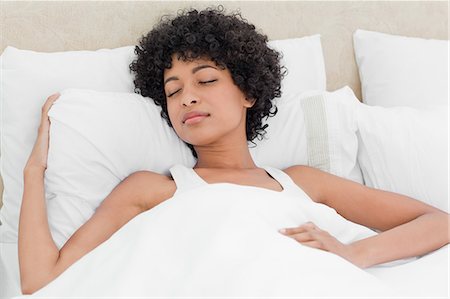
left=191, top=107, right=257, bottom=169
left=193, top=141, right=257, bottom=169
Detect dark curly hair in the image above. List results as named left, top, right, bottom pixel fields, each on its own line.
left=129, top=6, right=285, bottom=157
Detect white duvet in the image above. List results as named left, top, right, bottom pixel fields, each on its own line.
left=15, top=183, right=408, bottom=297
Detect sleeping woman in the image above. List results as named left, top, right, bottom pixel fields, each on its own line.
left=19, top=6, right=449, bottom=295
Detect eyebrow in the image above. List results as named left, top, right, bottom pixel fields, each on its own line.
left=164, top=64, right=218, bottom=86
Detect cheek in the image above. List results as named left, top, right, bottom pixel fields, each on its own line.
left=167, top=104, right=181, bottom=131
left=219, top=97, right=247, bottom=123
left=216, top=107, right=243, bottom=125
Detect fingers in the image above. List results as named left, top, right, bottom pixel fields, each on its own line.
left=279, top=222, right=328, bottom=249
left=300, top=240, right=328, bottom=251
left=279, top=221, right=319, bottom=235
left=289, top=231, right=317, bottom=242
left=39, top=93, right=60, bottom=128
left=42, top=93, right=60, bottom=115
left=278, top=222, right=346, bottom=258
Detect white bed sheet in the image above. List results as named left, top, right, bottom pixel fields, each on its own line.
left=367, top=245, right=449, bottom=297
left=2, top=244, right=449, bottom=298
left=1, top=244, right=449, bottom=298
left=1, top=181, right=448, bottom=297
left=1, top=228, right=448, bottom=297
left=1, top=181, right=449, bottom=298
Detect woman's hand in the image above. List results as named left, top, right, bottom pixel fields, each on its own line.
left=279, top=221, right=362, bottom=267
left=24, top=93, right=60, bottom=172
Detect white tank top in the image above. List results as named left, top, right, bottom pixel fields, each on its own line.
left=168, top=163, right=377, bottom=246
left=169, top=163, right=313, bottom=201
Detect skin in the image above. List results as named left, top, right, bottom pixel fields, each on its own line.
left=19, top=55, right=450, bottom=295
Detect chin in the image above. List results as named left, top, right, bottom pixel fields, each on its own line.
left=183, top=135, right=218, bottom=148
left=179, top=128, right=218, bottom=144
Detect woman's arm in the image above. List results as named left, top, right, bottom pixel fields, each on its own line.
left=18, top=94, right=175, bottom=294
left=19, top=167, right=170, bottom=294
left=283, top=165, right=450, bottom=268
left=19, top=94, right=61, bottom=293
left=19, top=166, right=59, bottom=294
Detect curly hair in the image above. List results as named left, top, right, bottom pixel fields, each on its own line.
left=129, top=6, right=285, bottom=157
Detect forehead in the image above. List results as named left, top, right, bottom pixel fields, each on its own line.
left=163, top=55, right=219, bottom=77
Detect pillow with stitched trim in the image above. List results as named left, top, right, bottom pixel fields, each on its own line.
left=45, top=86, right=362, bottom=248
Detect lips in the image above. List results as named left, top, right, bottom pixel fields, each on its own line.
left=182, top=111, right=210, bottom=124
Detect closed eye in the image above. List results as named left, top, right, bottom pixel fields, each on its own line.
left=167, top=89, right=181, bottom=98
left=167, top=80, right=216, bottom=97
left=200, top=79, right=217, bottom=85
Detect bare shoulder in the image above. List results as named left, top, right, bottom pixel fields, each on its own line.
left=284, top=164, right=322, bottom=177
left=124, top=170, right=176, bottom=211
left=283, top=165, right=329, bottom=203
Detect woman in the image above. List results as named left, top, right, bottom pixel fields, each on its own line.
left=19, top=7, right=449, bottom=295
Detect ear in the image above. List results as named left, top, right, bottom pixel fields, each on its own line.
left=243, top=98, right=256, bottom=108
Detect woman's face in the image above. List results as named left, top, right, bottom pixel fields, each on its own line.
left=163, top=56, right=253, bottom=147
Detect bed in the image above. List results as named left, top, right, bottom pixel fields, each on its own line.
left=0, top=1, right=448, bottom=298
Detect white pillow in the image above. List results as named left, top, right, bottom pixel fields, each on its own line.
left=44, top=86, right=361, bottom=248
left=251, top=86, right=363, bottom=183
left=353, top=29, right=448, bottom=212
left=0, top=46, right=136, bottom=244
left=353, top=29, right=448, bottom=108
left=356, top=103, right=448, bottom=212
left=268, top=35, right=326, bottom=94
left=0, top=35, right=326, bottom=243
left=45, top=89, right=196, bottom=248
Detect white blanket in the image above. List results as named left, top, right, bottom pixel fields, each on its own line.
left=18, top=183, right=399, bottom=297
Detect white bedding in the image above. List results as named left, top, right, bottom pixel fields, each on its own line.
left=2, top=245, right=447, bottom=298
left=1, top=183, right=447, bottom=298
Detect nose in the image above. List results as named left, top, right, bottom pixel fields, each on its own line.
left=182, top=98, right=198, bottom=107
left=181, top=88, right=200, bottom=107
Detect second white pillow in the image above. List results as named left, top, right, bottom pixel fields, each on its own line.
left=353, top=29, right=448, bottom=108
left=356, top=104, right=448, bottom=212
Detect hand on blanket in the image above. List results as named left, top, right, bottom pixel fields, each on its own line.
left=25, top=93, right=60, bottom=171
left=279, top=222, right=359, bottom=267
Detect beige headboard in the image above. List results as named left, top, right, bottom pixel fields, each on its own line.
left=0, top=1, right=448, bottom=205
